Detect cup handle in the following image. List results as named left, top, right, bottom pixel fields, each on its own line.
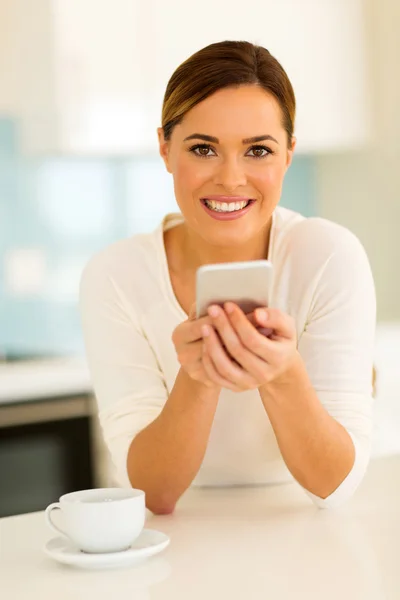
left=45, top=503, right=67, bottom=537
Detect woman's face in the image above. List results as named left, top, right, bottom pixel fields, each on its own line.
left=158, top=85, right=296, bottom=247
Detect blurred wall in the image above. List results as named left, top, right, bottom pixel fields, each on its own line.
left=315, top=0, right=400, bottom=320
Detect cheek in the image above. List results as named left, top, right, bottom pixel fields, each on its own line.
left=174, top=155, right=208, bottom=192
left=254, top=164, right=285, bottom=190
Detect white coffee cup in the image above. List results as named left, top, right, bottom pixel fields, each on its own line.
left=45, top=488, right=146, bottom=554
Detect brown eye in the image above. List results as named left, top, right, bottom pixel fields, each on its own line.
left=198, top=146, right=211, bottom=156
left=189, top=144, right=215, bottom=158
left=247, top=145, right=272, bottom=159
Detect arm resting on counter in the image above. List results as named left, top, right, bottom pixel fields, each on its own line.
left=127, top=369, right=219, bottom=514
left=79, top=259, right=221, bottom=515
left=258, top=221, right=376, bottom=508
left=259, top=354, right=364, bottom=506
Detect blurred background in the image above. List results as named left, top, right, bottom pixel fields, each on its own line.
left=0, top=0, right=399, bottom=516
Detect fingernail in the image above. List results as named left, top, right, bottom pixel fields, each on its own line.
left=208, top=306, right=220, bottom=318
left=225, top=302, right=235, bottom=314
left=257, top=309, right=268, bottom=323
left=202, top=325, right=210, bottom=337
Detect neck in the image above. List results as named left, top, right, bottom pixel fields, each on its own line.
left=180, top=219, right=272, bottom=270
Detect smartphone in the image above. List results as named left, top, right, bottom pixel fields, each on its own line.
left=196, top=260, right=273, bottom=318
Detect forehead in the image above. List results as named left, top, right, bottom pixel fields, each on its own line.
left=178, top=86, right=283, bottom=138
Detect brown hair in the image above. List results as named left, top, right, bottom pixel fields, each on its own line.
left=161, top=40, right=296, bottom=146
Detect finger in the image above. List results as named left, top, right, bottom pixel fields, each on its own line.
left=208, top=304, right=275, bottom=377
left=207, top=305, right=255, bottom=362
left=183, top=310, right=256, bottom=344
left=202, top=324, right=258, bottom=389
left=176, top=340, right=204, bottom=368
left=202, top=347, right=241, bottom=392
left=254, top=307, right=296, bottom=340
left=182, top=315, right=214, bottom=343
left=223, top=302, right=277, bottom=361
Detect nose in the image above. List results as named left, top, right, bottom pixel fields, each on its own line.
left=213, top=157, right=247, bottom=191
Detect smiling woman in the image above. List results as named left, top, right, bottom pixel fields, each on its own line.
left=79, top=41, right=376, bottom=515
left=157, top=46, right=296, bottom=255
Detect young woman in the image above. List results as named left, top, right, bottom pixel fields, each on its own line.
left=79, top=41, right=376, bottom=514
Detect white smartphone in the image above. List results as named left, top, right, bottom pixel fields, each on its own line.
left=196, top=260, right=273, bottom=318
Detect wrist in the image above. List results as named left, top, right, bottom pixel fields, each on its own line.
left=179, top=368, right=221, bottom=405
left=259, top=351, right=309, bottom=399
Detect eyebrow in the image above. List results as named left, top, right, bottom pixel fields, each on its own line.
left=183, top=133, right=279, bottom=145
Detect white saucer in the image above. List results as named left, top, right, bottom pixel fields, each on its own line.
left=44, top=529, right=170, bottom=570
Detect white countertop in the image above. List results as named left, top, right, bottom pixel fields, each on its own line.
left=1, top=454, right=399, bottom=600
left=0, top=357, right=92, bottom=404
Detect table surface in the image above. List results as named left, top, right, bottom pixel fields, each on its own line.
left=0, top=357, right=92, bottom=404
left=1, top=455, right=399, bottom=600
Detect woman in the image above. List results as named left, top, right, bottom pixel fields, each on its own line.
left=79, top=41, right=376, bottom=514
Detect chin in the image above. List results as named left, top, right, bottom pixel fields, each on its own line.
left=201, top=224, right=255, bottom=247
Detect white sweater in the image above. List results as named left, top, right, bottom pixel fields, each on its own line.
left=79, top=206, right=376, bottom=508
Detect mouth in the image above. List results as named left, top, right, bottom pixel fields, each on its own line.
left=201, top=198, right=255, bottom=213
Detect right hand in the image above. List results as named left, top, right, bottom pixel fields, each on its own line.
left=171, top=304, right=260, bottom=389
left=172, top=304, right=217, bottom=388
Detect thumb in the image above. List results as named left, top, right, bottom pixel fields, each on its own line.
left=255, top=307, right=293, bottom=339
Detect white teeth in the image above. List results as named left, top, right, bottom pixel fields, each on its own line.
left=204, top=199, right=249, bottom=212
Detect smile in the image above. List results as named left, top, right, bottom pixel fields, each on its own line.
left=200, top=198, right=255, bottom=221
left=203, top=199, right=250, bottom=212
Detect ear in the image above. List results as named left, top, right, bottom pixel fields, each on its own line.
left=157, top=127, right=172, bottom=173
left=285, top=136, right=297, bottom=171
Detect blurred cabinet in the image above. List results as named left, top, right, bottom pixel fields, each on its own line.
left=3, top=0, right=144, bottom=154
left=139, top=0, right=370, bottom=154
left=0, top=393, right=95, bottom=517
left=3, top=0, right=370, bottom=155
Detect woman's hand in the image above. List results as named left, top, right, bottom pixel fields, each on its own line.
left=201, top=302, right=297, bottom=392
left=172, top=306, right=218, bottom=389
left=172, top=305, right=261, bottom=390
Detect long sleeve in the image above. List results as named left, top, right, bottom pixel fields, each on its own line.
left=79, top=254, right=168, bottom=487
left=78, top=208, right=377, bottom=503
left=294, top=219, right=376, bottom=507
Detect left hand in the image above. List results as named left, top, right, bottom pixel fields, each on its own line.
left=201, top=302, right=298, bottom=392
